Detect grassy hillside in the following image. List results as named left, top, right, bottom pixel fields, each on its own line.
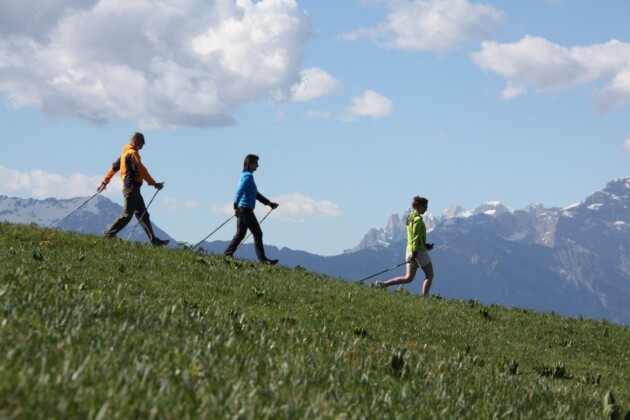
left=1, top=221, right=629, bottom=418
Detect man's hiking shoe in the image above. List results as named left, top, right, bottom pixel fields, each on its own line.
left=262, top=259, right=279, bottom=266
left=151, top=238, right=170, bottom=246
left=103, top=233, right=116, bottom=239
left=373, top=281, right=386, bottom=288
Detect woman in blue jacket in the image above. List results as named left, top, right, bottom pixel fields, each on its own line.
left=223, top=154, right=279, bottom=265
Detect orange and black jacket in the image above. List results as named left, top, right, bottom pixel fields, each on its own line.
left=102, top=143, right=157, bottom=188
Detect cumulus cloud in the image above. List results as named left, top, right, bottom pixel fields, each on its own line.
left=306, top=110, right=332, bottom=120
left=163, top=197, right=198, bottom=212
left=0, top=0, right=311, bottom=128
left=272, top=192, right=343, bottom=222
left=345, top=90, right=392, bottom=120
left=594, top=67, right=630, bottom=112
left=359, top=0, right=385, bottom=6
left=340, top=0, right=504, bottom=53
left=0, top=164, right=120, bottom=199
left=290, top=67, right=341, bottom=102
left=0, top=0, right=97, bottom=40
left=502, top=81, right=526, bottom=100
left=472, top=36, right=630, bottom=112
left=211, top=202, right=235, bottom=217
left=212, top=192, right=343, bottom=223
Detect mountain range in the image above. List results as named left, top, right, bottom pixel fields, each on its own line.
left=0, top=195, right=173, bottom=244
left=2, top=177, right=630, bottom=325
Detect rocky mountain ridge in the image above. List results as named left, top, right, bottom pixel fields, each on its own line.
left=3, top=177, right=630, bottom=324
left=339, top=177, right=630, bottom=324
left=0, top=194, right=173, bottom=244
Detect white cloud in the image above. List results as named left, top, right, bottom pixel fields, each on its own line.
left=0, top=164, right=120, bottom=199
left=594, top=66, right=630, bottom=112
left=0, top=0, right=96, bottom=40
left=502, top=81, right=526, bottom=100
left=163, top=197, right=198, bottom=212
left=290, top=67, right=341, bottom=102
left=212, top=192, right=343, bottom=223
left=212, top=202, right=234, bottom=217
left=306, top=110, right=332, bottom=120
left=341, top=0, right=504, bottom=53
left=345, top=90, right=392, bottom=119
left=272, top=192, right=343, bottom=222
left=472, top=36, right=630, bottom=112
left=0, top=0, right=311, bottom=128
left=359, top=0, right=385, bottom=6
left=622, top=134, right=630, bottom=153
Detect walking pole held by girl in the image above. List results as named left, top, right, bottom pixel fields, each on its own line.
left=374, top=196, right=435, bottom=296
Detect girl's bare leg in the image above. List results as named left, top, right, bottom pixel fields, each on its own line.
left=383, top=262, right=418, bottom=286
left=421, top=263, right=434, bottom=296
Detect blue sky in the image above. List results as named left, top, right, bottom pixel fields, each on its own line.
left=1, top=0, right=630, bottom=256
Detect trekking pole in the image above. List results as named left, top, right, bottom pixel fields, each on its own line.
left=191, top=215, right=235, bottom=251
left=126, top=188, right=160, bottom=240
left=358, top=261, right=407, bottom=284
left=236, top=207, right=274, bottom=251
left=52, top=191, right=102, bottom=228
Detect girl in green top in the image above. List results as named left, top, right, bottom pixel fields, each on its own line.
left=376, top=196, right=435, bottom=296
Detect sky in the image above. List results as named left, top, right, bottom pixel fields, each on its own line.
left=1, top=0, right=630, bottom=256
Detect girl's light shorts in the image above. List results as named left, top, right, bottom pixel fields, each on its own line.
left=407, top=250, right=431, bottom=267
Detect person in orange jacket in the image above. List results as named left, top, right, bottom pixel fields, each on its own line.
left=97, top=132, right=169, bottom=246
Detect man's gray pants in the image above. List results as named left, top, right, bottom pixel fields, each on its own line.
left=104, top=184, right=156, bottom=241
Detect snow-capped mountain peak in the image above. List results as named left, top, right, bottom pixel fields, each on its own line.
left=473, top=201, right=511, bottom=217
left=442, top=205, right=472, bottom=219
left=0, top=195, right=102, bottom=225
left=0, top=194, right=173, bottom=244
left=442, top=202, right=511, bottom=220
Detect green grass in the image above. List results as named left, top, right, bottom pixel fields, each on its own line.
left=1, top=221, right=630, bottom=418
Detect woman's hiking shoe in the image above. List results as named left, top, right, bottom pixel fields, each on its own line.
left=262, top=259, right=279, bottom=265
left=373, top=281, right=386, bottom=288
left=151, top=238, right=170, bottom=246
